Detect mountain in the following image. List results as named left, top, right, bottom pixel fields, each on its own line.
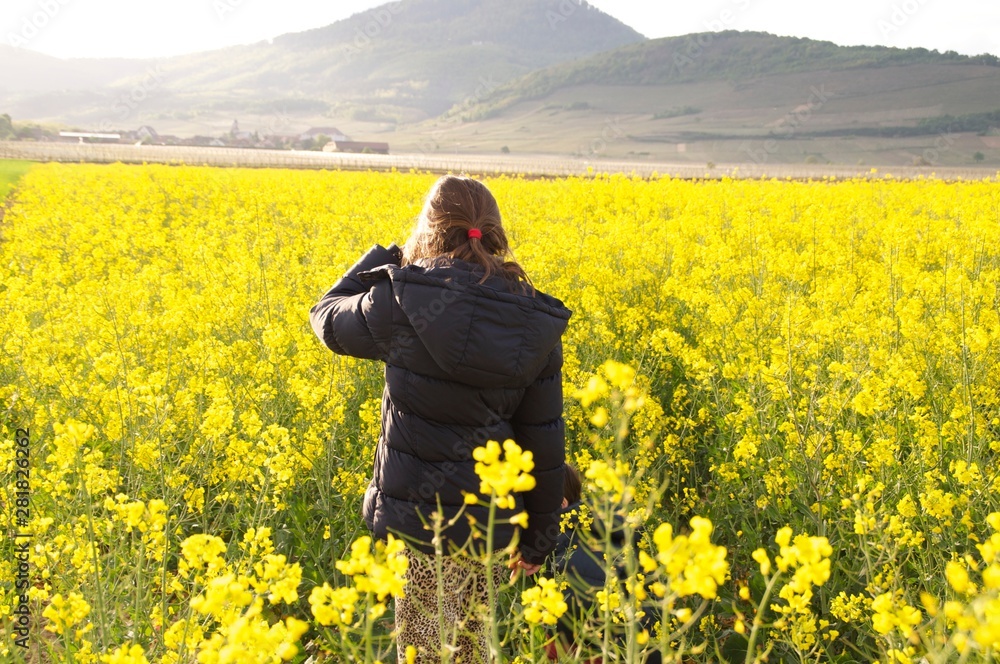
left=0, top=45, right=154, bottom=91
left=158, top=0, right=643, bottom=116
left=0, top=0, right=644, bottom=130
left=389, top=31, right=1000, bottom=166
left=461, top=31, right=1000, bottom=117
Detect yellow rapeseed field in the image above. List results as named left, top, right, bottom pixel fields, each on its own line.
left=1, top=162, right=999, bottom=662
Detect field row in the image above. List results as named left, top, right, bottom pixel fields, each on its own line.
left=3, top=140, right=1000, bottom=181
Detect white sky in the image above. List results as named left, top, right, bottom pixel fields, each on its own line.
left=2, top=0, right=998, bottom=60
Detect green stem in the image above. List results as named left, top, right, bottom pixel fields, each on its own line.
left=486, top=495, right=498, bottom=663
left=133, top=536, right=144, bottom=643
left=599, top=496, right=613, bottom=659
left=79, top=464, right=108, bottom=648
left=744, top=571, right=782, bottom=664
left=364, top=590, right=375, bottom=663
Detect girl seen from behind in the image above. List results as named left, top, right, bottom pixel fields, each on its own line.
left=309, top=175, right=572, bottom=662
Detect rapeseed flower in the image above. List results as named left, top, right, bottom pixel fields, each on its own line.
left=309, top=583, right=360, bottom=626
left=584, top=459, right=628, bottom=501
left=650, top=517, right=728, bottom=600
left=41, top=591, right=91, bottom=636
left=871, top=592, right=922, bottom=638
left=521, top=577, right=568, bottom=625
left=335, top=534, right=408, bottom=601
left=472, top=439, right=536, bottom=509
left=100, top=644, right=149, bottom=664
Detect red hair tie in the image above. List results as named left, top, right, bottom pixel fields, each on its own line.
left=467, top=228, right=482, bottom=240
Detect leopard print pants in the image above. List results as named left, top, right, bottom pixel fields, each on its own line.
left=395, top=549, right=507, bottom=663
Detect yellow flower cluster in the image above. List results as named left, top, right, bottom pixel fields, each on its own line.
left=41, top=591, right=92, bottom=637
left=177, top=534, right=229, bottom=584
left=569, top=359, right=678, bottom=507
left=521, top=577, right=568, bottom=625
left=584, top=459, right=629, bottom=502
left=871, top=591, right=922, bottom=639
left=159, top=528, right=308, bottom=663
left=574, top=360, right=644, bottom=410
left=640, top=517, right=728, bottom=600
left=927, top=512, right=1000, bottom=655
left=309, top=584, right=361, bottom=627
left=192, top=612, right=308, bottom=664
left=335, top=534, right=409, bottom=604
left=773, top=527, right=832, bottom=597
left=830, top=592, right=870, bottom=624
left=755, top=527, right=837, bottom=652
left=307, top=534, right=409, bottom=657
left=471, top=439, right=536, bottom=509
left=100, top=644, right=149, bottom=664
left=104, top=494, right=169, bottom=561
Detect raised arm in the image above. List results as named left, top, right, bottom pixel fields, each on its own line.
left=511, top=343, right=566, bottom=565
left=309, top=243, right=401, bottom=360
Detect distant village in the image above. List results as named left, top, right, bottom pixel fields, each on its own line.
left=5, top=117, right=390, bottom=154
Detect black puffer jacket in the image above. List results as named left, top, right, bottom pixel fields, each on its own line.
left=309, top=244, right=572, bottom=564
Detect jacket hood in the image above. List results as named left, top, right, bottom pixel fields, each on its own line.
left=360, top=259, right=571, bottom=386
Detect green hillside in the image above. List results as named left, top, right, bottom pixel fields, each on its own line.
left=380, top=32, right=1000, bottom=166
left=465, top=31, right=1000, bottom=119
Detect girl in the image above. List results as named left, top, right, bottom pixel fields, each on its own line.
left=309, top=175, right=571, bottom=662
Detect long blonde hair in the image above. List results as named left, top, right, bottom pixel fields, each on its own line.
left=402, top=175, right=532, bottom=293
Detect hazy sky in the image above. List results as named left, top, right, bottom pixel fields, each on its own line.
left=2, top=0, right=999, bottom=60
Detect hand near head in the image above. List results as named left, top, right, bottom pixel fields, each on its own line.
left=507, top=551, right=541, bottom=582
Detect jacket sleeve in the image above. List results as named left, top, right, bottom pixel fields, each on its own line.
left=309, top=244, right=401, bottom=361
left=511, top=342, right=566, bottom=565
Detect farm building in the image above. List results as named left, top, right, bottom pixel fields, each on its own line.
left=58, top=131, right=121, bottom=143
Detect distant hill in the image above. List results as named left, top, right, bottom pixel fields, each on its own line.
left=388, top=31, right=1000, bottom=166
left=0, top=45, right=151, bottom=91
left=280, top=0, right=641, bottom=62
left=160, top=0, right=643, bottom=116
left=463, top=31, right=1000, bottom=119
left=0, top=0, right=643, bottom=129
